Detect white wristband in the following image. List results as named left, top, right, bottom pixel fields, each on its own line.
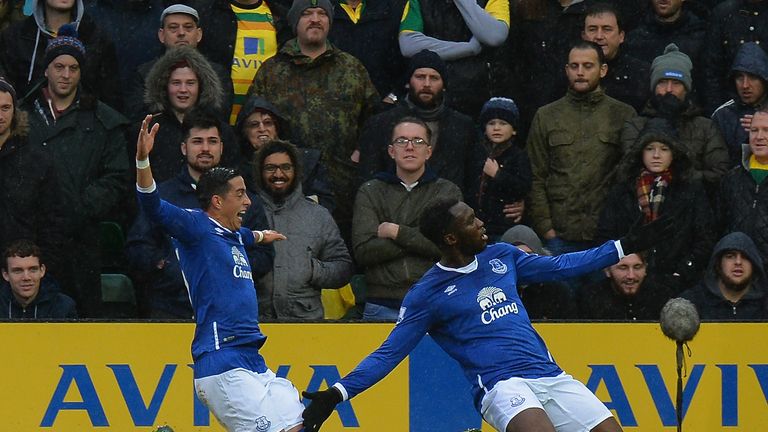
left=254, top=230, right=264, bottom=243
left=136, top=158, right=150, bottom=169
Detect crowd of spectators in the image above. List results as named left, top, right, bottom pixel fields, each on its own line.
left=1, top=0, right=767, bottom=321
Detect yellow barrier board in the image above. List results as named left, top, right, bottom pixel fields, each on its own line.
left=1, top=322, right=766, bottom=431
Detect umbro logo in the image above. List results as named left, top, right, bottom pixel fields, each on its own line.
left=444, top=285, right=457, bottom=296
left=214, top=228, right=225, bottom=236
left=489, top=258, right=507, bottom=274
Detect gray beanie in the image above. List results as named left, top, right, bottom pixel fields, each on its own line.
left=500, top=225, right=545, bottom=255
left=288, top=0, right=334, bottom=34
left=650, top=43, right=693, bottom=92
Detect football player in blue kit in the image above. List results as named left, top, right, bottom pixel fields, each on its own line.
left=135, top=114, right=304, bottom=432
left=302, top=198, right=674, bottom=432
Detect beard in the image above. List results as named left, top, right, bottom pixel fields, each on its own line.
left=651, top=92, right=688, bottom=119
left=409, top=87, right=444, bottom=109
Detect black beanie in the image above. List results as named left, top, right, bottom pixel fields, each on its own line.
left=407, top=50, right=447, bottom=86
left=43, top=23, right=86, bottom=67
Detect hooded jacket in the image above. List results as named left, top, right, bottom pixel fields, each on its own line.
left=0, top=0, right=121, bottom=109
left=256, top=184, right=352, bottom=320
left=702, top=0, right=768, bottom=114
left=621, top=98, right=730, bottom=193
left=718, top=141, right=768, bottom=265
left=137, top=46, right=239, bottom=183
left=0, top=277, right=77, bottom=319
left=711, top=42, right=768, bottom=167
left=681, top=232, right=768, bottom=320
left=235, top=96, right=335, bottom=211
left=597, top=126, right=716, bottom=291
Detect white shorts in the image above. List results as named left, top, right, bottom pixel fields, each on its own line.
left=194, top=368, right=303, bottom=432
left=480, top=373, right=613, bottom=432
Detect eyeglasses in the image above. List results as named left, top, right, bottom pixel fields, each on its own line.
left=246, top=119, right=276, bottom=129
left=263, top=163, right=294, bottom=173
left=391, top=137, right=429, bottom=148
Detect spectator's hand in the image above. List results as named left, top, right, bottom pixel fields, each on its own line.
left=350, top=149, right=360, bottom=163
left=502, top=201, right=524, bottom=223
left=543, top=229, right=556, bottom=240
left=377, top=222, right=400, bottom=239
left=619, top=215, right=677, bottom=255
left=136, top=114, right=159, bottom=160
left=302, top=388, right=343, bottom=432
left=741, top=114, right=753, bottom=133
left=483, top=158, right=499, bottom=177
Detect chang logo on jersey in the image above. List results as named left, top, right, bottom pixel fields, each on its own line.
left=231, top=246, right=252, bottom=280
left=489, top=258, right=507, bottom=274
left=476, top=286, right=518, bottom=324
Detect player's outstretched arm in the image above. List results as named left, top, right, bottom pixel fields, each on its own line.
left=302, top=387, right=343, bottom=432
left=136, top=114, right=160, bottom=189
left=253, top=229, right=287, bottom=244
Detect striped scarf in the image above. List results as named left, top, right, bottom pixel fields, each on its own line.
left=636, top=170, right=672, bottom=223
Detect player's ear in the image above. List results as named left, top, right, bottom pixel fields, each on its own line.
left=443, top=233, right=457, bottom=247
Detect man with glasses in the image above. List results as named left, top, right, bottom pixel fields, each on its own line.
left=352, top=116, right=462, bottom=320
left=253, top=139, right=353, bottom=320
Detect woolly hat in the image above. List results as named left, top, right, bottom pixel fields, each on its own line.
left=44, top=23, right=86, bottom=67
left=407, top=49, right=447, bottom=85
left=287, top=0, right=334, bottom=34
left=480, top=97, right=519, bottom=129
left=0, top=77, right=16, bottom=107
left=650, top=43, right=692, bottom=92
left=500, top=225, right=545, bottom=255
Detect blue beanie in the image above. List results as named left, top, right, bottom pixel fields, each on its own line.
left=480, top=97, right=519, bottom=129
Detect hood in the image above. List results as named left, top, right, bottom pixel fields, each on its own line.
left=617, top=117, right=692, bottom=182
left=703, top=232, right=767, bottom=297
left=10, top=110, right=30, bottom=138
left=33, top=0, right=84, bottom=36
left=258, top=182, right=305, bottom=212
left=730, top=42, right=768, bottom=83
left=235, top=95, right=291, bottom=156
left=144, top=46, right=223, bottom=113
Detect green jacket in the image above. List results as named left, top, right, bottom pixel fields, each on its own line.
left=27, top=95, right=129, bottom=232
left=527, top=88, right=635, bottom=241
left=249, top=40, right=380, bottom=219
left=352, top=171, right=462, bottom=303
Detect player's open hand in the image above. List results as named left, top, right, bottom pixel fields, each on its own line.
left=302, top=388, right=342, bottom=432
left=136, top=114, right=160, bottom=160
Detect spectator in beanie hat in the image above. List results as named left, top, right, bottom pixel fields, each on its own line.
left=24, top=22, right=129, bottom=318
left=620, top=43, right=730, bottom=197
left=0, top=0, right=120, bottom=109
left=476, top=97, right=531, bottom=241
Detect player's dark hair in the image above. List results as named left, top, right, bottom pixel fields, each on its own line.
left=182, top=108, right=222, bottom=143
left=3, top=239, right=42, bottom=270
left=197, top=166, right=240, bottom=210
left=420, top=198, right=461, bottom=248
left=585, top=2, right=624, bottom=32
left=569, top=40, right=607, bottom=66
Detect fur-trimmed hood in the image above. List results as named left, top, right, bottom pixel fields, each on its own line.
left=143, top=46, right=223, bottom=114
left=10, top=110, right=29, bottom=138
